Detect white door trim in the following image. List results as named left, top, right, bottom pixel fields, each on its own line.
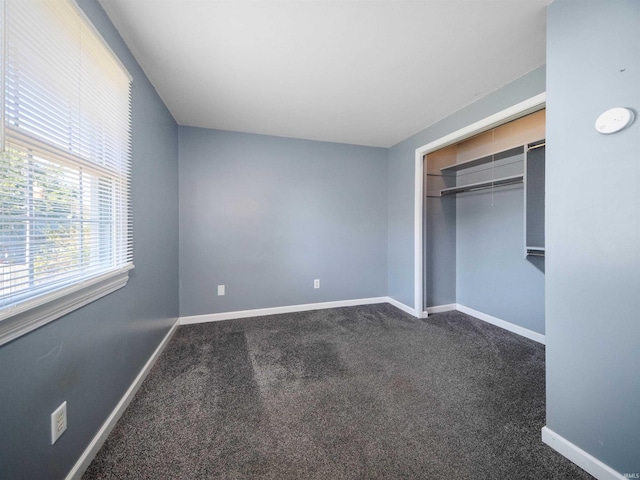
left=413, top=92, right=546, bottom=316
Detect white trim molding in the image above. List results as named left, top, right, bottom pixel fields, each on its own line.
left=65, top=318, right=179, bottom=480
left=414, top=92, right=547, bottom=326
left=456, top=304, right=545, bottom=344
left=542, top=427, right=628, bottom=480
left=386, top=296, right=419, bottom=317
left=180, top=296, right=418, bottom=325
left=414, top=148, right=424, bottom=316
left=422, top=303, right=544, bottom=344
left=182, top=301, right=543, bottom=344
left=425, top=303, right=457, bottom=315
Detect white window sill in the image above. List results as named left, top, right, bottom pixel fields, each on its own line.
left=0, top=265, right=133, bottom=347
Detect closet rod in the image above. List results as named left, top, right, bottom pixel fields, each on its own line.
left=440, top=174, right=523, bottom=196
left=527, top=142, right=546, bottom=151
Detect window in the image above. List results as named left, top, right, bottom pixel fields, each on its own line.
left=0, top=0, right=133, bottom=345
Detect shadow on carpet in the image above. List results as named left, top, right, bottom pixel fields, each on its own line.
left=83, top=304, right=593, bottom=480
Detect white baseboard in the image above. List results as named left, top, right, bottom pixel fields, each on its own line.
left=455, top=304, right=545, bottom=344
left=542, top=427, right=627, bottom=480
left=425, top=303, right=457, bottom=315
left=65, top=318, right=180, bottom=480
left=179, top=297, right=404, bottom=325
left=385, top=296, right=419, bottom=317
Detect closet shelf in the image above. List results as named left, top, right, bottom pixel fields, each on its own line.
left=440, top=145, right=524, bottom=173
left=526, top=247, right=545, bottom=257
left=440, top=174, right=523, bottom=196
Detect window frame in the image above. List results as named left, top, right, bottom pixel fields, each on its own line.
left=0, top=0, right=133, bottom=346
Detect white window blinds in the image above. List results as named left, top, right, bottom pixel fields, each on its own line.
left=0, top=0, right=132, bottom=320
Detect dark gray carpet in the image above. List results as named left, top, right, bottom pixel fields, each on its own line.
left=83, top=304, right=593, bottom=479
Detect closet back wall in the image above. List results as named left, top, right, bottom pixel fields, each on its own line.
left=178, top=127, right=388, bottom=317
left=456, top=182, right=545, bottom=333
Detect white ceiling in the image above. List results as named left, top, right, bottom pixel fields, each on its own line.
left=98, top=0, right=550, bottom=148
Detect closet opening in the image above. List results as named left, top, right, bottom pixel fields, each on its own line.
left=413, top=94, right=546, bottom=343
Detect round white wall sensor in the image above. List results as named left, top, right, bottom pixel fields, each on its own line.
left=595, top=107, right=634, bottom=134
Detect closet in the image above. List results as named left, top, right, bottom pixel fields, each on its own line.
left=424, top=109, right=546, bottom=334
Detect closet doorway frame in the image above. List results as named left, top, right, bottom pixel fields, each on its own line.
left=412, top=92, right=546, bottom=317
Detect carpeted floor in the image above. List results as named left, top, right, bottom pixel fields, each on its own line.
left=83, top=304, right=593, bottom=479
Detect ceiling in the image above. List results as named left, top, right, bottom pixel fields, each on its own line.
left=98, top=0, right=550, bottom=148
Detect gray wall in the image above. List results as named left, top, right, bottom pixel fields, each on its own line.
left=0, top=1, right=179, bottom=479
left=387, top=66, right=546, bottom=311
left=179, top=127, right=388, bottom=317
left=546, top=0, right=640, bottom=475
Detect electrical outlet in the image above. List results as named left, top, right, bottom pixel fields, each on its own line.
left=51, top=401, right=67, bottom=445
left=314, top=279, right=320, bottom=289
left=217, top=285, right=225, bottom=296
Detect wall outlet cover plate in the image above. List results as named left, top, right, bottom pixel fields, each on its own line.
left=51, top=401, right=67, bottom=444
